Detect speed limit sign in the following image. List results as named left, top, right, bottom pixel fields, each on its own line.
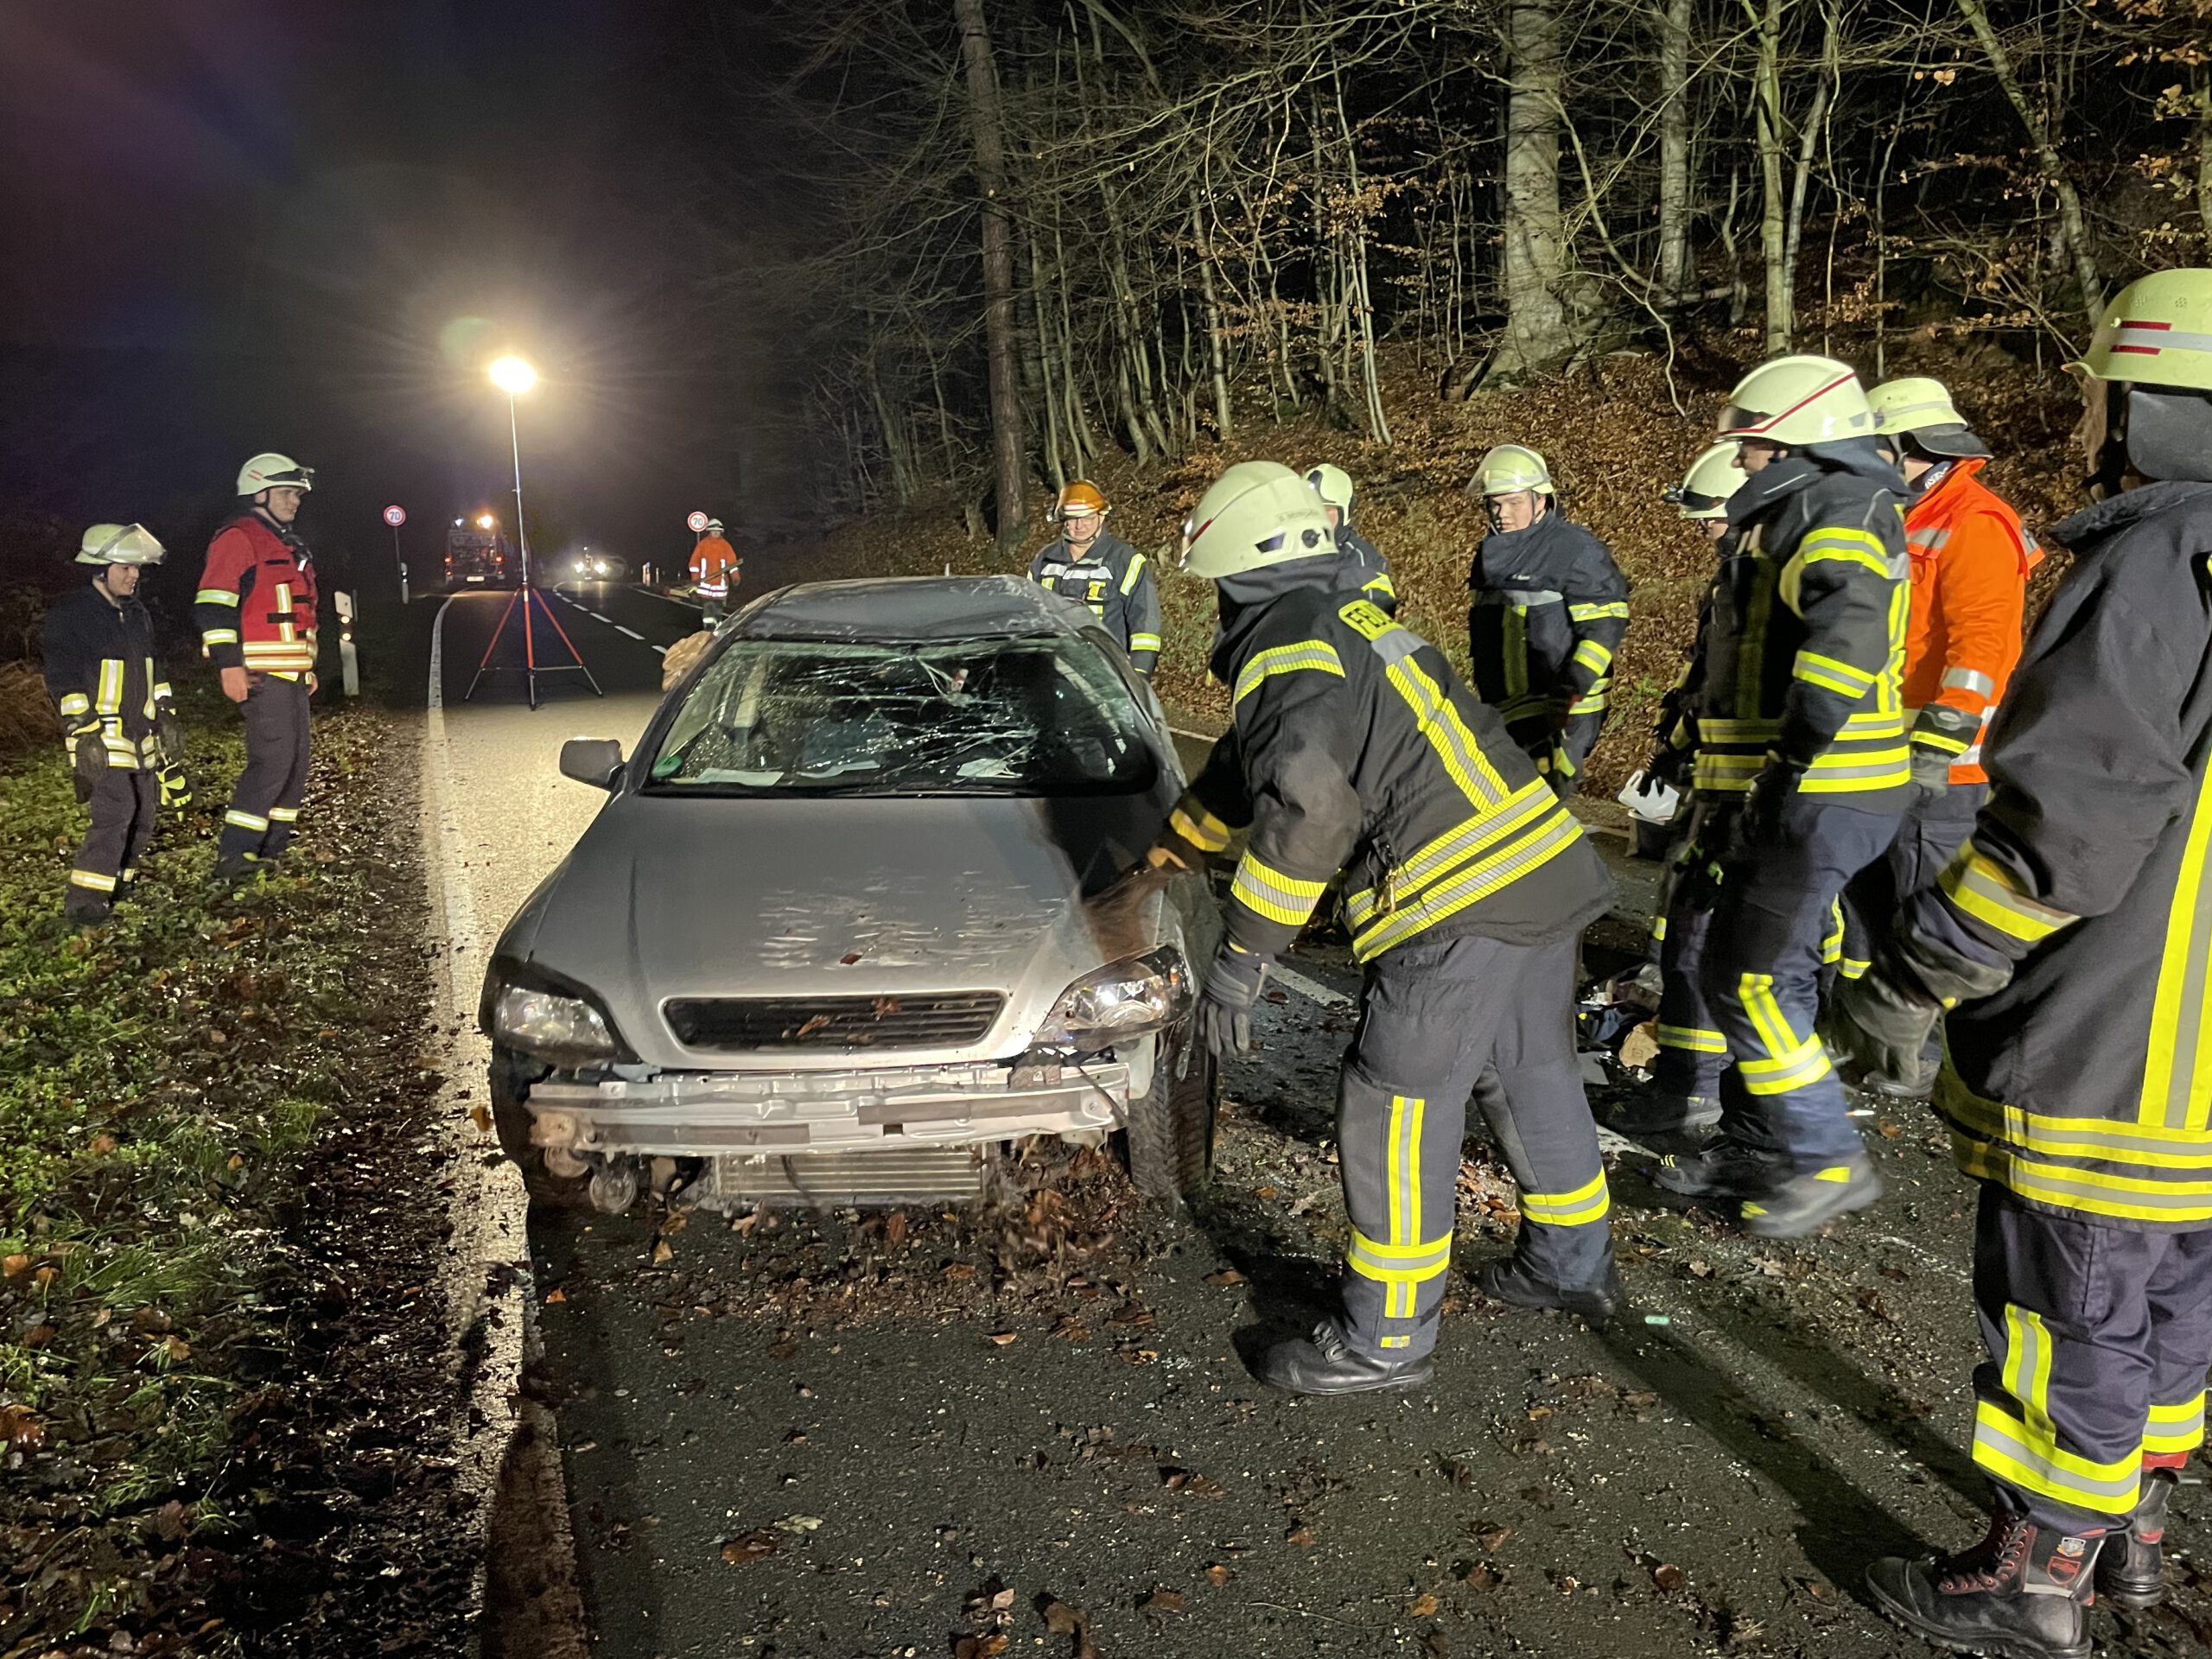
left=382, top=504, right=406, bottom=527
left=686, top=510, right=709, bottom=533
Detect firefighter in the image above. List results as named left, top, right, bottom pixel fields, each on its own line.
left=1464, top=444, right=1630, bottom=796
left=195, top=452, right=319, bottom=886
left=1834, top=378, right=2037, bottom=1094
left=41, top=524, right=180, bottom=926
left=1645, top=357, right=1910, bottom=1235
left=690, top=518, right=741, bottom=625
left=1302, top=462, right=1398, bottom=612
left=1153, top=461, right=1618, bottom=1395
left=1831, top=270, right=2212, bottom=1658
left=1612, top=443, right=1746, bottom=1140
left=1027, top=480, right=1162, bottom=677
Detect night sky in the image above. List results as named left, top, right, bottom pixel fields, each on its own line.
left=0, top=1, right=802, bottom=584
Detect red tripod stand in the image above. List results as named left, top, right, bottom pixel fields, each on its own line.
left=461, top=583, right=604, bottom=709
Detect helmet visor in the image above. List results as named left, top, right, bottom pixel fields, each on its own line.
left=259, top=464, right=315, bottom=491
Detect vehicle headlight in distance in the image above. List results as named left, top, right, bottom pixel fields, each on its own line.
left=1038, top=946, right=1191, bottom=1052
left=492, top=983, right=619, bottom=1065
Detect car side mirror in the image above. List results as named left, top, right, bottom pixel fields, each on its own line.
left=559, top=737, right=625, bottom=791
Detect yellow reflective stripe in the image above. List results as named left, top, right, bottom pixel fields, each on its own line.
left=224, top=810, right=270, bottom=831
left=1519, top=1171, right=1611, bottom=1226
left=1975, top=1306, right=2139, bottom=1514
left=69, top=869, right=118, bottom=893
left=1501, top=606, right=1529, bottom=701
left=1345, top=1228, right=1451, bottom=1283
left=1344, top=781, right=1556, bottom=923
left=1233, top=640, right=1345, bottom=705
left=2145, top=1392, right=2208, bottom=1453
left=1822, top=899, right=1845, bottom=966
left=1386, top=657, right=1510, bottom=808
left=194, top=588, right=239, bottom=607
left=1386, top=1094, right=1429, bottom=1318
left=1950, top=1130, right=2212, bottom=1222
left=2141, top=759, right=2212, bottom=1130
left=268, top=806, right=299, bottom=823
left=1352, top=806, right=1582, bottom=960
left=1798, top=527, right=1896, bottom=578
left=1363, top=571, right=1397, bottom=599
left=1911, top=728, right=1973, bottom=754
left=1656, top=1024, right=1726, bottom=1054
left=1169, top=802, right=1231, bottom=853
left=1738, top=973, right=1833, bottom=1095
left=1567, top=601, right=1630, bottom=621
left=202, top=629, right=240, bottom=645
left=1119, top=552, right=1147, bottom=594
left=1127, top=632, right=1162, bottom=653
left=1939, top=840, right=2079, bottom=946
left=1230, top=852, right=1328, bottom=928
left=58, top=692, right=90, bottom=716
left=1571, top=639, right=1613, bottom=677
left=1792, top=650, right=1878, bottom=697
left=94, top=658, right=124, bottom=715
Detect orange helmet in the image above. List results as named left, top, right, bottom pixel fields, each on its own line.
left=1052, top=480, right=1109, bottom=523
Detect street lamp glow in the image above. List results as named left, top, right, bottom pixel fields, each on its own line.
left=477, top=513, right=496, bottom=530
left=487, top=354, right=537, bottom=396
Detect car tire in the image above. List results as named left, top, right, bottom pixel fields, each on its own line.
left=490, top=1046, right=589, bottom=1207
left=1119, top=1024, right=1218, bottom=1204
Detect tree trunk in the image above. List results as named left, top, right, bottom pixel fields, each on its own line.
left=952, top=0, right=1027, bottom=558
left=1493, top=0, right=1576, bottom=379
left=1188, top=195, right=1235, bottom=439
left=1781, top=6, right=1839, bottom=308
left=1745, top=0, right=1793, bottom=352
left=1952, top=0, right=2103, bottom=327
left=1656, top=0, right=1694, bottom=302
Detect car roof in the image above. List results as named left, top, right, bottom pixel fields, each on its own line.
left=728, top=575, right=1094, bottom=644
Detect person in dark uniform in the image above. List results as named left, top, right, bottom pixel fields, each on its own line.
left=41, top=523, right=179, bottom=926
left=1154, top=461, right=1618, bottom=1397
left=1027, top=480, right=1161, bottom=677
left=1302, top=462, right=1398, bottom=613
left=1464, top=444, right=1630, bottom=796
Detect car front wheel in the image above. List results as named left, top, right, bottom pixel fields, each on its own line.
left=489, top=1045, right=588, bottom=1207
left=1117, top=1024, right=1218, bottom=1204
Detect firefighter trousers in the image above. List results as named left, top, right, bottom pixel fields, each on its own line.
left=218, top=675, right=311, bottom=869
left=68, top=766, right=157, bottom=920
left=1839, top=781, right=1985, bottom=982
left=1699, top=796, right=1899, bottom=1172
left=1971, top=1184, right=2212, bottom=1532
left=1338, top=931, right=1611, bottom=1359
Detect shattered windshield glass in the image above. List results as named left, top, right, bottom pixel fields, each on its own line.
left=642, top=634, right=1160, bottom=796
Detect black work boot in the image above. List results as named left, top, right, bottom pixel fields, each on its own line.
left=1740, top=1154, right=1884, bottom=1237
left=1255, top=1321, right=1433, bottom=1397
left=1867, top=1510, right=2101, bottom=1659
left=1651, top=1139, right=1785, bottom=1201
left=2094, top=1468, right=2175, bottom=1609
left=1477, top=1258, right=1625, bottom=1330
left=1607, top=1089, right=1720, bottom=1143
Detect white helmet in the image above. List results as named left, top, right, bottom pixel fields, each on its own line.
left=1181, top=461, right=1334, bottom=578
left=1303, top=462, right=1356, bottom=516
left=1867, top=377, right=1991, bottom=460
left=238, top=452, right=315, bottom=496
left=1669, top=443, right=1746, bottom=520
left=1717, top=355, right=1874, bottom=447
left=76, top=523, right=166, bottom=566
left=1471, top=443, right=1554, bottom=497
left=705, top=518, right=725, bottom=532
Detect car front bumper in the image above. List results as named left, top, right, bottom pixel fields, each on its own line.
left=522, top=1056, right=1133, bottom=1160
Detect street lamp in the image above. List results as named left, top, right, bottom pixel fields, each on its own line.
left=476, top=513, right=496, bottom=530
left=487, top=353, right=537, bottom=586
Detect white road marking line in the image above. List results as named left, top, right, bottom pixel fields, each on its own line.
left=652, top=644, right=666, bottom=655
left=615, top=626, right=643, bottom=639
left=588, top=612, right=611, bottom=623
left=1273, top=963, right=1352, bottom=1008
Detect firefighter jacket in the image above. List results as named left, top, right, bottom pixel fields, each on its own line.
left=1169, top=556, right=1614, bottom=965
left=1650, top=536, right=1732, bottom=785
left=194, top=511, right=319, bottom=677
left=1898, top=482, right=2212, bottom=1230
left=1337, top=523, right=1398, bottom=614
left=690, top=535, right=741, bottom=597
left=1693, top=442, right=1910, bottom=804
left=1466, top=513, right=1630, bottom=745
left=41, top=583, right=169, bottom=769
left=1900, top=458, right=2039, bottom=785
left=1027, top=531, right=1161, bottom=676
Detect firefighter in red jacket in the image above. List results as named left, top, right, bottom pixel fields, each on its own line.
left=195, top=452, right=319, bottom=885
left=690, top=518, right=741, bottom=625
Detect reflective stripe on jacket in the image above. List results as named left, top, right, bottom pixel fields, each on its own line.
left=690, top=536, right=741, bottom=597
left=1900, top=481, right=2212, bottom=1229
left=195, top=512, right=319, bottom=676
left=41, top=584, right=166, bottom=769
left=1175, top=562, right=1613, bottom=963
left=1901, top=459, right=2039, bottom=785
left=1027, top=531, right=1162, bottom=675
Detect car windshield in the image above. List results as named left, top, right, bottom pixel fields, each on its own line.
left=641, top=633, right=1160, bottom=796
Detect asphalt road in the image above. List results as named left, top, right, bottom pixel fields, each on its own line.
left=386, top=586, right=2212, bottom=1659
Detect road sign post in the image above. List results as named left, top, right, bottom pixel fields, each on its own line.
left=383, top=505, right=409, bottom=604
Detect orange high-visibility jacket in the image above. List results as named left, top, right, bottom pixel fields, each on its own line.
left=1900, top=458, right=2039, bottom=785
left=690, top=535, right=741, bottom=596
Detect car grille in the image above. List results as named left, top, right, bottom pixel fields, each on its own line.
left=664, top=993, right=1006, bottom=1052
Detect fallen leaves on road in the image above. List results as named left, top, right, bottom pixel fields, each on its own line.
left=1204, top=1563, right=1234, bottom=1586
left=1408, top=1592, right=1440, bottom=1616
left=1651, top=1560, right=1688, bottom=1592
left=985, top=1331, right=1018, bottom=1346
left=1042, top=1598, right=1099, bottom=1659
left=1205, top=1267, right=1249, bottom=1286
left=720, top=1530, right=780, bottom=1565
left=1162, top=1467, right=1224, bottom=1497
left=1140, top=1587, right=1185, bottom=1611
left=773, top=1514, right=823, bottom=1534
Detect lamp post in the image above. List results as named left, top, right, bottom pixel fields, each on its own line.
left=487, top=353, right=538, bottom=587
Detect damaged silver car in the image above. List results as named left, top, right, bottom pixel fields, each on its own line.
left=480, top=575, right=1221, bottom=1212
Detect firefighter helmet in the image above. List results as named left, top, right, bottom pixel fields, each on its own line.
left=1181, top=461, right=1333, bottom=578
left=2078, top=268, right=2212, bottom=484
left=237, top=452, right=315, bottom=496
left=1868, top=377, right=1992, bottom=460
left=1051, top=480, right=1110, bottom=523
left=75, top=523, right=166, bottom=566
left=1718, top=355, right=1874, bottom=447
left=1470, top=444, right=1554, bottom=498
left=1304, top=462, right=1356, bottom=516
left=705, top=518, right=725, bottom=532
left=1669, top=443, right=1745, bottom=520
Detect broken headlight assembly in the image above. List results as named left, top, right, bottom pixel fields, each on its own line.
left=489, top=982, right=623, bottom=1068
left=1035, top=946, right=1192, bottom=1052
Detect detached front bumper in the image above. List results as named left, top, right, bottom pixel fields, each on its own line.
left=523, top=1057, right=1133, bottom=1160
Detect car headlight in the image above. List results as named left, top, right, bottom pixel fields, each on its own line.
left=492, top=983, right=619, bottom=1065
left=1036, top=946, right=1191, bottom=1052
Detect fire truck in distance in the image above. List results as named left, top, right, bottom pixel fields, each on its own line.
left=444, top=518, right=516, bottom=588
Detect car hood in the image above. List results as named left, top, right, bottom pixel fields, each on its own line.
left=498, top=791, right=1179, bottom=1068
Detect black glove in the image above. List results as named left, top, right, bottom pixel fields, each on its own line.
left=69, top=721, right=105, bottom=804
left=1827, top=966, right=1943, bottom=1095
left=1908, top=743, right=1952, bottom=803
left=1196, top=942, right=1269, bottom=1058
left=156, top=708, right=186, bottom=768
left=1740, top=752, right=1808, bottom=849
